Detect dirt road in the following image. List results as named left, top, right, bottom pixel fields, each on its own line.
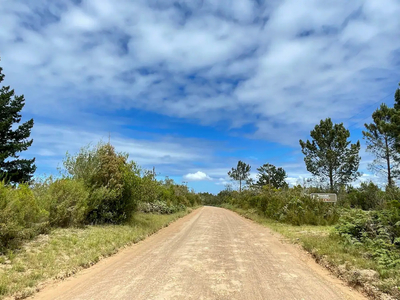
left=32, top=207, right=366, bottom=300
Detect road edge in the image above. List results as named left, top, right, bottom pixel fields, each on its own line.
left=221, top=206, right=391, bottom=300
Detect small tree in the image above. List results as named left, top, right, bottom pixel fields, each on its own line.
left=363, top=104, right=399, bottom=187
left=299, top=118, right=361, bottom=191
left=228, top=160, right=251, bottom=193
left=256, top=163, right=288, bottom=189
left=0, top=60, right=36, bottom=184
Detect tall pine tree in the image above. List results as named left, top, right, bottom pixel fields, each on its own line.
left=363, top=104, right=399, bottom=187
left=0, top=61, right=36, bottom=184
left=299, top=118, right=361, bottom=191
left=228, top=160, right=251, bottom=193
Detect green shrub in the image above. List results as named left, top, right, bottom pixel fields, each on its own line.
left=63, top=142, right=141, bottom=224
left=335, top=208, right=400, bottom=268
left=222, top=187, right=339, bottom=226
left=344, top=182, right=385, bottom=210
left=137, top=200, right=186, bottom=214
left=46, top=178, right=89, bottom=227
left=336, top=208, right=400, bottom=245
left=0, top=183, right=48, bottom=251
left=200, top=192, right=224, bottom=206
left=136, top=172, right=160, bottom=203
left=31, top=176, right=54, bottom=212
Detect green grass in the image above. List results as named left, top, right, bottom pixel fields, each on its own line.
left=0, top=210, right=192, bottom=299
left=223, top=204, right=400, bottom=299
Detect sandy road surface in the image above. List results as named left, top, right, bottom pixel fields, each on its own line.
left=32, top=207, right=366, bottom=300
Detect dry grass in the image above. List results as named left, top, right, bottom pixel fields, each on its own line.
left=0, top=210, right=191, bottom=299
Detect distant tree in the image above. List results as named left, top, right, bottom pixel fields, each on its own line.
left=0, top=60, right=36, bottom=184
left=363, top=104, right=399, bottom=187
left=228, top=160, right=251, bottom=193
left=299, top=118, right=361, bottom=191
left=256, top=163, right=288, bottom=189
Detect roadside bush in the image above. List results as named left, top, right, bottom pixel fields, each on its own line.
left=335, top=208, right=400, bottom=268
left=0, top=183, right=48, bottom=251
left=158, top=178, right=200, bottom=207
left=137, top=172, right=160, bottom=203
left=222, top=187, right=339, bottom=226
left=137, top=200, right=186, bottom=214
left=31, top=176, right=54, bottom=212
left=200, top=192, right=223, bottom=206
left=63, top=142, right=141, bottom=224
left=185, top=192, right=201, bottom=207
left=267, top=192, right=338, bottom=226
left=46, top=178, right=89, bottom=227
left=336, top=208, right=400, bottom=246
left=345, top=182, right=385, bottom=210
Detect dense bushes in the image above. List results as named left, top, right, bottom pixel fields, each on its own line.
left=335, top=207, right=400, bottom=268
left=336, top=181, right=400, bottom=211
left=0, top=141, right=200, bottom=252
left=46, top=178, right=89, bottom=227
left=63, top=142, right=141, bottom=224
left=138, top=201, right=186, bottom=214
left=0, top=183, right=48, bottom=251
left=343, top=182, right=386, bottom=210
left=208, top=180, right=400, bottom=227
left=213, top=186, right=339, bottom=225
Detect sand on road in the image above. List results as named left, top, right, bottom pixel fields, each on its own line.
left=31, top=206, right=366, bottom=300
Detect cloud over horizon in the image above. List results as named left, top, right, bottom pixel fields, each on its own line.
left=183, top=171, right=212, bottom=182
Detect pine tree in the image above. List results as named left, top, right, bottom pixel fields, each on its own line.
left=256, top=163, right=288, bottom=189
left=363, top=104, right=399, bottom=186
left=228, top=160, right=251, bottom=193
left=0, top=62, right=36, bottom=184
left=299, top=118, right=361, bottom=191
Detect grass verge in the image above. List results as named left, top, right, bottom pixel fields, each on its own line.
left=0, top=209, right=192, bottom=300
left=222, top=204, right=400, bottom=300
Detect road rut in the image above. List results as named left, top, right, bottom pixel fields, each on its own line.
left=32, top=207, right=366, bottom=300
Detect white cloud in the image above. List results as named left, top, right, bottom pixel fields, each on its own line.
left=30, top=123, right=217, bottom=176
left=1, top=0, right=399, bottom=192
left=0, top=0, right=398, bottom=147
left=183, top=171, right=212, bottom=181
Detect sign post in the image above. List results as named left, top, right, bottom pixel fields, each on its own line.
left=310, top=193, right=337, bottom=203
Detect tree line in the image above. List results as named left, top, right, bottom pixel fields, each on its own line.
left=1, top=54, right=400, bottom=193
left=226, top=82, right=400, bottom=192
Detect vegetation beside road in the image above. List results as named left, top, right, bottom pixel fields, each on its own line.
left=1, top=141, right=200, bottom=254
left=0, top=210, right=193, bottom=299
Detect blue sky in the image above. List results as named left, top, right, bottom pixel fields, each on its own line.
left=1, top=0, right=400, bottom=193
